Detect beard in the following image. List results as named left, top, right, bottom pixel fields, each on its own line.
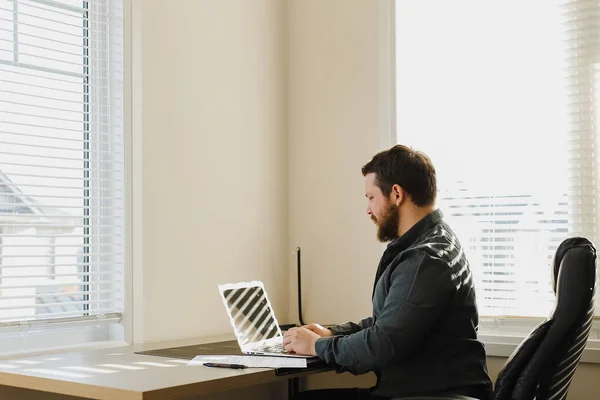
left=372, top=202, right=400, bottom=242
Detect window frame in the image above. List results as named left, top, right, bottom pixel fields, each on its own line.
left=383, top=0, right=600, bottom=361
left=0, top=0, right=132, bottom=356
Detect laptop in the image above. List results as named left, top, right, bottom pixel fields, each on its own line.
left=218, top=280, right=313, bottom=358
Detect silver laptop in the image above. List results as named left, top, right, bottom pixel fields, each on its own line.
left=218, top=281, right=312, bottom=358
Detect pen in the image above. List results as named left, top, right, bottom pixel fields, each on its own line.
left=203, top=362, right=247, bottom=369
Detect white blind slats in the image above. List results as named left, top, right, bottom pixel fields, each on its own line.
left=1, top=67, right=115, bottom=85
left=4, top=191, right=120, bottom=200
left=0, top=27, right=87, bottom=51
left=0, top=151, right=99, bottom=163
left=0, top=202, right=124, bottom=209
left=0, top=67, right=84, bottom=84
left=396, top=0, right=598, bottom=317
left=0, top=100, right=87, bottom=115
left=0, top=299, right=122, bottom=312
left=3, top=255, right=123, bottom=260
left=0, top=0, right=124, bottom=330
left=0, top=140, right=111, bottom=152
left=0, top=262, right=115, bottom=268
left=0, top=80, right=87, bottom=96
left=0, top=93, right=83, bottom=108
left=0, top=296, right=124, bottom=312
left=0, top=280, right=120, bottom=291
left=1, top=289, right=115, bottom=300
left=0, top=132, right=119, bottom=145
left=0, top=271, right=117, bottom=280
left=26, top=0, right=88, bottom=14
left=0, top=223, right=122, bottom=229
left=0, top=48, right=86, bottom=68
left=0, top=314, right=120, bottom=330
left=0, top=232, right=117, bottom=237
left=0, top=59, right=85, bottom=78
left=0, top=243, right=120, bottom=248
left=0, top=161, right=123, bottom=172
left=2, top=309, right=119, bottom=322
left=1, top=193, right=122, bottom=200
left=0, top=37, right=86, bottom=58
left=5, top=8, right=87, bottom=29
left=20, top=4, right=88, bottom=20
left=2, top=120, right=90, bottom=133
left=5, top=172, right=123, bottom=182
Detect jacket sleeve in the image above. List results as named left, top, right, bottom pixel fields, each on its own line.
left=328, top=317, right=374, bottom=336
left=314, top=251, right=456, bottom=375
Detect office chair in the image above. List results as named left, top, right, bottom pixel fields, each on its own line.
left=394, top=237, right=596, bottom=400
left=493, top=237, right=596, bottom=400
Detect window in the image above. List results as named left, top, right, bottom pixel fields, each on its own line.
left=395, top=0, right=599, bottom=317
left=0, top=0, right=124, bottom=351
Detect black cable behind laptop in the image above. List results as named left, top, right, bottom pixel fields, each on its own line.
left=297, top=247, right=305, bottom=326
left=279, top=246, right=306, bottom=330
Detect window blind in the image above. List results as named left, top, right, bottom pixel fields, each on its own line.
left=395, top=0, right=599, bottom=317
left=0, top=0, right=123, bottom=330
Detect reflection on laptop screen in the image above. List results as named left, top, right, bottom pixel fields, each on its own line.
left=222, top=285, right=280, bottom=346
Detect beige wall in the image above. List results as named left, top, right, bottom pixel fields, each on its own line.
left=287, top=0, right=384, bottom=326
left=139, top=0, right=289, bottom=343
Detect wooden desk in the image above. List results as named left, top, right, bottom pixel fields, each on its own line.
left=0, top=336, right=329, bottom=400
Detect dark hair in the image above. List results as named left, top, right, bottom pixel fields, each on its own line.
left=361, top=144, right=437, bottom=207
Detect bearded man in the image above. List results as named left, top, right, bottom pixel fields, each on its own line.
left=284, top=145, right=493, bottom=400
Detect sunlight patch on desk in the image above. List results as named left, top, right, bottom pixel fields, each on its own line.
left=64, top=366, right=117, bottom=374
left=166, top=359, right=190, bottom=364
left=134, top=361, right=179, bottom=368
left=105, top=353, right=125, bottom=356
left=44, top=357, right=63, bottom=361
left=25, top=368, right=91, bottom=379
left=98, top=363, right=147, bottom=371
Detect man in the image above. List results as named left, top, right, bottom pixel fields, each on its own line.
left=283, top=145, right=492, bottom=400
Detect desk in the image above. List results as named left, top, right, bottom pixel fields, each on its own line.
left=0, top=336, right=330, bottom=400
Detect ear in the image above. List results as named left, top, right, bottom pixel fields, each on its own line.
left=391, top=184, right=404, bottom=206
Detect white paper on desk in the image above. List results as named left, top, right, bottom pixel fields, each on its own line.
left=187, top=355, right=307, bottom=369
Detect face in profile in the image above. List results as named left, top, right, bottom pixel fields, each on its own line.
left=364, top=173, right=400, bottom=242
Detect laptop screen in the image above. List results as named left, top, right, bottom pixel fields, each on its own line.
left=220, top=283, right=281, bottom=347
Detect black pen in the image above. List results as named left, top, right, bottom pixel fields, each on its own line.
left=203, top=362, right=247, bottom=369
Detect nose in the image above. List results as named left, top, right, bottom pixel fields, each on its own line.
left=366, top=205, right=372, bottom=216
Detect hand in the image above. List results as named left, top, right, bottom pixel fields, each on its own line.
left=283, top=327, right=320, bottom=356
left=301, top=323, right=333, bottom=338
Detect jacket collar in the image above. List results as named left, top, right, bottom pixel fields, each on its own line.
left=386, top=208, right=444, bottom=253
left=371, top=209, right=444, bottom=299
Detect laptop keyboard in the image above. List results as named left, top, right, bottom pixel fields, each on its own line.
left=255, top=343, right=287, bottom=354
